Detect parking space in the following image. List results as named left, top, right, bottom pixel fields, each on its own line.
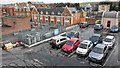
left=2, top=25, right=119, bottom=67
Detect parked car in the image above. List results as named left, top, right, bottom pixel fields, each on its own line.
left=88, top=44, right=108, bottom=63
left=62, top=38, right=80, bottom=53
left=110, top=25, right=120, bottom=33
left=66, top=31, right=79, bottom=39
left=79, top=22, right=89, bottom=28
left=94, top=24, right=103, bottom=30
left=76, top=40, right=93, bottom=56
left=50, top=35, right=69, bottom=49
left=89, top=34, right=103, bottom=45
left=102, top=35, right=115, bottom=49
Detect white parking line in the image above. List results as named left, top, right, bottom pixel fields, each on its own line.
left=103, top=45, right=117, bottom=66
left=33, top=58, right=45, bottom=66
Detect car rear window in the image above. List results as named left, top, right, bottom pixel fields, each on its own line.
left=66, top=40, right=74, bottom=46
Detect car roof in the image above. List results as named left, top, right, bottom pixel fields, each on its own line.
left=95, top=24, right=101, bottom=25
left=68, top=31, right=75, bottom=33
left=82, top=40, right=91, bottom=45
left=106, top=35, right=114, bottom=39
left=52, top=35, right=67, bottom=40
left=93, top=34, right=101, bottom=37
left=112, top=25, right=118, bottom=27
left=95, top=44, right=106, bottom=49
left=69, top=38, right=79, bottom=42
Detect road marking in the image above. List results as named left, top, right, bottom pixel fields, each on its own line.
left=25, top=49, right=33, bottom=53
left=103, top=45, right=117, bottom=66
left=33, top=58, right=45, bottom=66
left=67, top=51, right=76, bottom=57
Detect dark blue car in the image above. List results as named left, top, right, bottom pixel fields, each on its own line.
left=110, top=25, right=119, bottom=33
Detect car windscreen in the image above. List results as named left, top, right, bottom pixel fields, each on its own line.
left=66, top=40, right=74, bottom=46
left=92, top=47, right=103, bottom=54
left=67, top=32, right=74, bottom=38
left=94, top=25, right=100, bottom=28
left=111, top=26, right=118, bottom=29
left=89, top=36, right=99, bottom=42
left=79, top=43, right=87, bottom=49
left=104, top=38, right=112, bottom=42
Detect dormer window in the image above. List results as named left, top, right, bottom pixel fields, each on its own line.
left=46, top=11, right=48, bottom=14
left=58, top=12, right=61, bottom=15
left=52, top=12, right=54, bottom=14
left=41, top=11, right=43, bottom=14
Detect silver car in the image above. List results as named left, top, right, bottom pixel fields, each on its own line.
left=88, top=44, right=108, bottom=63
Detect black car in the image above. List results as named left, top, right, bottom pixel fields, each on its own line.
left=89, top=34, right=102, bottom=45
left=79, top=22, right=89, bottom=28
left=66, top=31, right=79, bottom=39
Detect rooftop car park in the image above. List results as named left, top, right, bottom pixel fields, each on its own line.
left=2, top=24, right=119, bottom=67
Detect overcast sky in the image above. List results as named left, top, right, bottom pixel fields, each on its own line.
left=0, top=0, right=119, bottom=4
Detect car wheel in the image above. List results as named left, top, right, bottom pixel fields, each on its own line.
left=72, top=49, right=74, bottom=52
left=100, top=59, right=104, bottom=63
left=112, top=44, right=115, bottom=48
left=51, top=46, right=55, bottom=49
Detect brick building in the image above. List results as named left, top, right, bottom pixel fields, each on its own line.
left=31, top=6, right=86, bottom=27
left=14, top=2, right=33, bottom=17
left=2, top=17, right=31, bottom=35
left=101, top=11, right=120, bottom=28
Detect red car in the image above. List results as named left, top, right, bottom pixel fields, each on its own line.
left=61, top=38, right=80, bottom=53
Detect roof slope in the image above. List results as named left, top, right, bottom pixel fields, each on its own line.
left=37, top=8, right=64, bottom=15
left=103, top=11, right=117, bottom=18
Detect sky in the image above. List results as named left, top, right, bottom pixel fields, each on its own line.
left=0, top=0, right=119, bottom=4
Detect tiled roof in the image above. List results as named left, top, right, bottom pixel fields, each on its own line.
left=68, top=7, right=76, bottom=13
left=37, top=8, right=64, bottom=15
left=103, top=11, right=117, bottom=18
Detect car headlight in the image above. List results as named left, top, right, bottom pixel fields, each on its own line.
left=94, top=42, right=97, bottom=44
left=115, top=29, right=118, bottom=31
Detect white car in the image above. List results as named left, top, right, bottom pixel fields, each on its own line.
left=76, top=40, right=93, bottom=56
left=50, top=35, right=69, bottom=49
left=102, top=35, right=115, bottom=49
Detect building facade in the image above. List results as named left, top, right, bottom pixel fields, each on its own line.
left=31, top=6, right=86, bottom=27
left=14, top=2, right=32, bottom=17
left=101, top=11, right=120, bottom=28
left=98, top=4, right=110, bottom=12
left=2, top=17, right=31, bottom=35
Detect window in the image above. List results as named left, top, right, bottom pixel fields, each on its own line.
left=74, top=40, right=79, bottom=44
left=57, top=40, right=59, bottom=42
left=41, top=11, right=43, bottom=14
left=88, top=44, right=91, bottom=48
left=21, top=9, right=23, bottom=11
left=46, top=11, right=48, bottom=14
left=52, top=12, right=54, bottom=14
left=58, top=12, right=61, bottom=15
left=60, top=38, right=66, bottom=41
left=103, top=46, right=107, bottom=52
